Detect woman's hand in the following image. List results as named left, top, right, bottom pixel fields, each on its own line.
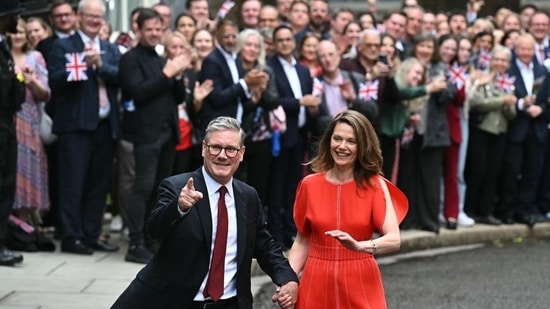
left=325, top=230, right=363, bottom=251
left=193, top=79, right=214, bottom=103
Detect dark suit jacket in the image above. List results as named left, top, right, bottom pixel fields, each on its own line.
left=507, top=60, right=547, bottom=143
left=119, top=43, right=185, bottom=144
left=36, top=34, right=60, bottom=64
left=47, top=33, right=120, bottom=138
left=198, top=47, right=248, bottom=130
left=111, top=168, right=298, bottom=309
left=267, top=56, right=313, bottom=148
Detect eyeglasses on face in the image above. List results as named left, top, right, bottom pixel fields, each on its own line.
left=206, top=144, right=241, bottom=158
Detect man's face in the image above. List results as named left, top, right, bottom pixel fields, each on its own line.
left=515, top=36, right=535, bottom=65
left=358, top=32, right=380, bottom=61
left=139, top=18, right=163, bottom=48
left=520, top=7, right=535, bottom=29
left=274, top=28, right=296, bottom=58
left=406, top=8, right=423, bottom=38
left=422, top=13, right=436, bottom=33
left=202, top=130, right=244, bottom=185
left=331, top=11, right=353, bottom=35
left=289, top=2, right=309, bottom=30
left=449, top=15, right=466, bottom=35
left=258, top=7, right=279, bottom=29
left=50, top=4, right=76, bottom=33
left=386, top=13, right=406, bottom=40
left=528, top=14, right=549, bottom=42
left=153, top=5, right=171, bottom=31
left=189, top=0, right=209, bottom=23
left=317, top=41, right=340, bottom=74
left=310, top=0, right=329, bottom=28
left=78, top=1, right=104, bottom=38
left=276, top=0, right=292, bottom=18
left=241, top=0, right=261, bottom=28
left=217, top=24, right=239, bottom=53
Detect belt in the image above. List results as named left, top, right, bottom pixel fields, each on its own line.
left=191, top=296, right=238, bottom=309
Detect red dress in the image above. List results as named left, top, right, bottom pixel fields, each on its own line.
left=293, top=173, right=407, bottom=309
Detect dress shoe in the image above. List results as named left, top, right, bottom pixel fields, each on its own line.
left=0, top=245, right=23, bottom=266
left=85, top=239, right=119, bottom=252
left=446, top=219, right=458, bottom=230
left=477, top=215, right=502, bottom=226
left=125, top=244, right=154, bottom=264
left=61, top=239, right=94, bottom=255
left=514, top=214, right=536, bottom=228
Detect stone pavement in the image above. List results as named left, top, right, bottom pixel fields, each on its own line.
left=0, top=222, right=549, bottom=308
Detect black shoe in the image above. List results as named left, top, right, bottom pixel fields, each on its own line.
left=478, top=215, right=502, bottom=226
left=514, top=214, right=536, bottom=228
left=446, top=219, right=458, bottom=230
left=0, top=245, right=22, bottom=266
left=125, top=244, right=154, bottom=264
left=61, top=239, right=94, bottom=255
left=85, top=239, right=119, bottom=252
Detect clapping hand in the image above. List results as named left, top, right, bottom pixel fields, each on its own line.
left=21, top=67, right=35, bottom=85
left=84, top=44, right=102, bottom=68
left=340, top=80, right=356, bottom=101
left=178, top=177, right=204, bottom=212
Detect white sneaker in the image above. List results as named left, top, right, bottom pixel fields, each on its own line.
left=110, top=215, right=123, bottom=232
left=458, top=212, right=475, bottom=227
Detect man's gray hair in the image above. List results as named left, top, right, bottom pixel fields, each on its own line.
left=78, top=0, right=105, bottom=14
left=205, top=116, right=246, bottom=146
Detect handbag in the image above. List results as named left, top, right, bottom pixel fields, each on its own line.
left=38, top=102, right=57, bottom=145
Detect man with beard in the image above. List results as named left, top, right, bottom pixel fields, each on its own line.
left=295, top=0, right=330, bottom=44
left=0, top=0, right=25, bottom=267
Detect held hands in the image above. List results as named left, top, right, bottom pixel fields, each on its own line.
left=178, top=178, right=204, bottom=212
left=243, top=69, right=269, bottom=89
left=271, top=281, right=298, bottom=309
left=21, top=67, right=35, bottom=85
left=502, top=94, right=517, bottom=106
left=524, top=95, right=543, bottom=118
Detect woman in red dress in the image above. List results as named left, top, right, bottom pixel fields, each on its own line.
left=287, top=110, right=408, bottom=309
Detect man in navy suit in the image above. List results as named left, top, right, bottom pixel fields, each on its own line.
left=498, top=33, right=547, bottom=227
left=267, top=25, right=319, bottom=249
left=198, top=19, right=268, bottom=132
left=48, top=0, right=120, bottom=254
left=112, top=116, right=298, bottom=309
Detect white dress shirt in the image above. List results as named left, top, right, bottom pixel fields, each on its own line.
left=515, top=58, right=534, bottom=111
left=193, top=167, right=238, bottom=301
left=217, top=45, right=250, bottom=123
left=278, top=56, right=306, bottom=128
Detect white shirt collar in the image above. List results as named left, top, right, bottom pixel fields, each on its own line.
left=201, top=167, right=234, bottom=199
left=515, top=58, right=533, bottom=70
left=277, top=55, right=297, bottom=67
left=217, top=45, right=236, bottom=61
left=77, top=30, right=100, bottom=49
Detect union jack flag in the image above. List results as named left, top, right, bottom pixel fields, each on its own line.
left=115, top=32, right=132, bottom=49
left=65, top=52, right=88, bottom=82
left=312, top=77, right=324, bottom=97
left=494, top=73, right=515, bottom=93
left=358, top=79, right=379, bottom=101
left=447, top=62, right=468, bottom=89
left=217, top=0, right=235, bottom=19
left=476, top=49, right=491, bottom=71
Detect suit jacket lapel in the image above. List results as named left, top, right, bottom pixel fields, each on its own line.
left=215, top=48, right=234, bottom=83
left=232, top=181, right=247, bottom=268
left=193, top=172, right=214, bottom=250
left=272, top=57, right=295, bottom=97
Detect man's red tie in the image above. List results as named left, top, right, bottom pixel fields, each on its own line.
left=203, top=186, right=228, bottom=301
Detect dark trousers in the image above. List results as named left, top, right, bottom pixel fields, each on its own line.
left=268, top=129, right=307, bottom=248
left=127, top=129, right=175, bottom=246
left=57, top=120, right=114, bottom=242
left=0, top=117, right=17, bottom=243
left=41, top=142, right=59, bottom=228
left=115, top=139, right=135, bottom=226
left=535, top=130, right=550, bottom=215
left=464, top=128, right=506, bottom=217
left=398, top=134, right=444, bottom=232
left=379, top=134, right=399, bottom=182
left=498, top=126, right=542, bottom=219
left=173, top=144, right=201, bottom=174
left=443, top=141, right=460, bottom=219
left=238, top=138, right=272, bottom=204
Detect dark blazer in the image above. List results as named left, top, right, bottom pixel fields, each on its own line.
left=36, top=34, right=60, bottom=63
left=507, top=60, right=547, bottom=143
left=198, top=47, right=248, bottom=130
left=111, top=169, right=298, bottom=309
left=267, top=56, right=313, bottom=148
left=119, top=43, right=185, bottom=144
left=47, top=33, right=120, bottom=138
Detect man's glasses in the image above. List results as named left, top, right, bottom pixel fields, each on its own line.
left=206, top=144, right=241, bottom=158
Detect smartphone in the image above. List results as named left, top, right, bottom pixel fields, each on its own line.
left=378, top=54, right=388, bottom=64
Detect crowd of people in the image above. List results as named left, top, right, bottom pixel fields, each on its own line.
left=1, top=0, right=550, bottom=304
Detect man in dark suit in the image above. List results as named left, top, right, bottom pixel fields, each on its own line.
left=198, top=19, right=268, bottom=132
left=0, top=0, right=25, bottom=267
left=48, top=0, right=120, bottom=254
left=267, top=25, right=318, bottom=249
left=36, top=0, right=77, bottom=62
left=498, top=33, right=547, bottom=227
left=119, top=8, right=188, bottom=264
left=112, top=116, right=298, bottom=309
